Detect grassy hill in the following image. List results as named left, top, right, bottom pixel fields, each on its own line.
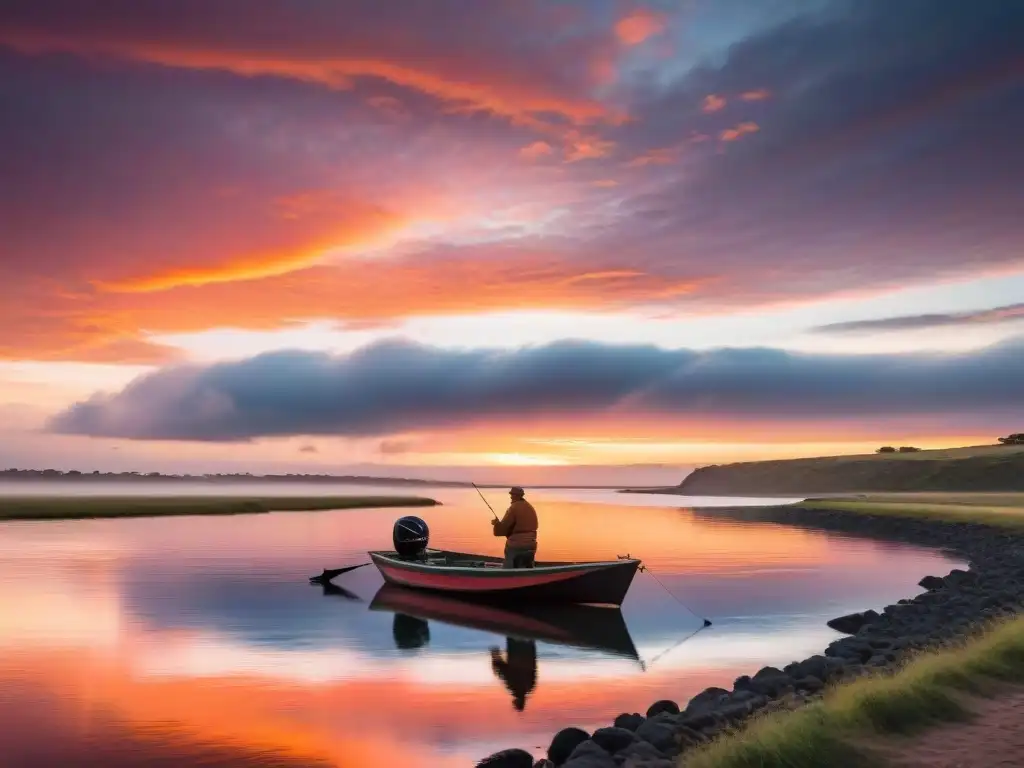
left=670, top=443, right=1024, bottom=496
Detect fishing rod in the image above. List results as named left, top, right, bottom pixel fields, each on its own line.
left=472, top=482, right=500, bottom=520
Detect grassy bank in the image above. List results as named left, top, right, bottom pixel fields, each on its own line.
left=793, top=493, right=1024, bottom=529
left=0, top=495, right=438, bottom=521
left=673, top=444, right=1024, bottom=496
left=683, top=614, right=1024, bottom=768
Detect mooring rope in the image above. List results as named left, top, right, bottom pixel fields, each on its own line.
left=641, top=621, right=710, bottom=671
left=618, top=553, right=712, bottom=627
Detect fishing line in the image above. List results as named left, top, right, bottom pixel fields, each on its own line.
left=618, top=554, right=712, bottom=627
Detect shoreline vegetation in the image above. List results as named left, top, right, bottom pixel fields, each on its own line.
left=0, top=468, right=641, bottom=491
left=0, top=467, right=468, bottom=487
left=791, top=494, right=1024, bottom=528
left=626, top=442, right=1024, bottom=497
left=0, top=495, right=439, bottom=521
left=684, top=613, right=1024, bottom=768
left=478, top=493, right=1024, bottom=767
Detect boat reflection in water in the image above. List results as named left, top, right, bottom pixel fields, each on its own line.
left=368, top=584, right=642, bottom=712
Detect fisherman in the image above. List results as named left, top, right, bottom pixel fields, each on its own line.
left=491, top=486, right=538, bottom=568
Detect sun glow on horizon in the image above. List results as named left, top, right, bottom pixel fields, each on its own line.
left=477, top=452, right=572, bottom=467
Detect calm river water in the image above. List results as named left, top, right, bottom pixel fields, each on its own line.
left=0, top=484, right=961, bottom=767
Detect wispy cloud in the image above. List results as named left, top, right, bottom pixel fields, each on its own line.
left=814, top=302, right=1024, bottom=334
left=701, top=94, right=726, bottom=113
left=614, top=8, right=666, bottom=46
left=718, top=121, right=759, bottom=142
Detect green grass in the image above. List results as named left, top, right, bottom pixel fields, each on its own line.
left=757, top=442, right=1024, bottom=466
left=675, top=444, right=1024, bottom=496
left=792, top=497, right=1024, bottom=529
left=682, top=615, right=1024, bottom=768
left=838, top=492, right=1024, bottom=506
left=0, top=495, right=438, bottom=521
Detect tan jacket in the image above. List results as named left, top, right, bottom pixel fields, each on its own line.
left=492, top=499, right=538, bottom=549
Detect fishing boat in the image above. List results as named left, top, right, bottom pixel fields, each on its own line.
left=368, top=583, right=641, bottom=660
left=310, top=514, right=642, bottom=606
left=369, top=548, right=641, bottom=605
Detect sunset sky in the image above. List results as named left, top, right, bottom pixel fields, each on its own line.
left=1, top=1, right=1022, bottom=484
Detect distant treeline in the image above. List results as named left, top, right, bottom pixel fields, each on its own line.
left=0, top=468, right=469, bottom=487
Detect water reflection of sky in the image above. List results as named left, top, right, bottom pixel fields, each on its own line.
left=0, top=486, right=963, bottom=766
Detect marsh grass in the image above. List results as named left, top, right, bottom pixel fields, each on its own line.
left=683, top=615, right=1024, bottom=768
left=0, top=495, right=438, bottom=521
left=792, top=498, right=1024, bottom=528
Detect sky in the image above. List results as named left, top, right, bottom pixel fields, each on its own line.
left=0, top=0, right=1022, bottom=485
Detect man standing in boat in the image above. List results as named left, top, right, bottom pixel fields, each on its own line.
left=491, top=486, right=538, bottom=568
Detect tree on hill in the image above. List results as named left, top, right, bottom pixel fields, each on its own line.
left=876, top=446, right=896, bottom=453
left=898, top=446, right=922, bottom=452
left=999, top=433, right=1024, bottom=445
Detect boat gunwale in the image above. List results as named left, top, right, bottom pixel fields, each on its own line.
left=368, top=549, right=640, bottom=576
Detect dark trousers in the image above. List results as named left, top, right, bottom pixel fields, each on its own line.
left=503, top=546, right=536, bottom=568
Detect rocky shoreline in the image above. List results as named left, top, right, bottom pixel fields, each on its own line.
left=476, top=505, right=1024, bottom=768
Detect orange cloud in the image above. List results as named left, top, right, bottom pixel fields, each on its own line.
left=592, top=179, right=619, bottom=188
left=519, top=140, right=555, bottom=161
left=614, top=9, right=666, bottom=46
left=560, top=269, right=646, bottom=284
left=110, top=259, right=701, bottom=332
left=719, top=121, right=760, bottom=142
left=94, top=194, right=409, bottom=293
left=740, top=88, right=772, bottom=101
left=625, top=146, right=679, bottom=167
left=366, top=94, right=408, bottom=119
left=0, top=250, right=708, bottom=362
left=565, top=132, right=616, bottom=162
left=701, top=94, right=727, bottom=113
left=2, top=31, right=623, bottom=131
left=45, top=337, right=183, bottom=365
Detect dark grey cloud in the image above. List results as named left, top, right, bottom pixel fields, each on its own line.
left=603, top=0, right=1024, bottom=302
left=48, top=337, right=1024, bottom=441
left=814, top=303, right=1024, bottom=334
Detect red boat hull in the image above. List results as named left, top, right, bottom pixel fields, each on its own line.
left=368, top=549, right=640, bottom=605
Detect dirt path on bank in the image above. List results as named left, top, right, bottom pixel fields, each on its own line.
left=879, top=687, right=1024, bottom=767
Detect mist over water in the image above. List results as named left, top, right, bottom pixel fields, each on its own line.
left=0, top=485, right=961, bottom=766
left=0, top=480, right=455, bottom=497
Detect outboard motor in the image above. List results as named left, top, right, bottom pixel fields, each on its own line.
left=393, top=515, right=429, bottom=559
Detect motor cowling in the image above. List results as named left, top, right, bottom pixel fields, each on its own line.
left=393, top=515, right=429, bottom=559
